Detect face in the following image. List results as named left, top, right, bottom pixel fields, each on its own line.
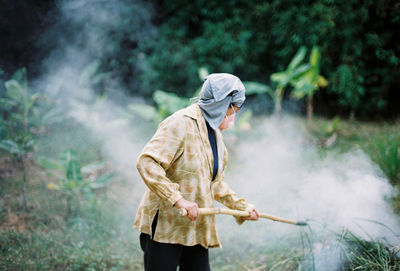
left=218, top=104, right=240, bottom=131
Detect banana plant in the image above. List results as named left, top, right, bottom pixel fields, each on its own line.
left=291, top=46, right=328, bottom=124
left=0, top=68, right=39, bottom=211
left=40, top=149, right=114, bottom=217
left=1, top=68, right=64, bottom=135
left=128, top=67, right=210, bottom=124
left=2, top=68, right=39, bottom=130
left=270, top=46, right=311, bottom=116
left=0, top=68, right=65, bottom=211
left=243, top=81, right=274, bottom=97
left=128, top=90, right=192, bottom=124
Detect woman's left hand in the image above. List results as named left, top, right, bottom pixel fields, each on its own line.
left=244, top=208, right=259, bottom=220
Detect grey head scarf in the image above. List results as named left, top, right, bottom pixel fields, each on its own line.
left=197, top=73, right=246, bottom=130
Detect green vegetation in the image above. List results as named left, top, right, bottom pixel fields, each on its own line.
left=0, top=172, right=141, bottom=271
left=0, top=68, right=63, bottom=211
left=39, top=149, right=114, bottom=218
left=1, top=1, right=399, bottom=269
left=137, top=0, right=399, bottom=117
left=270, top=46, right=311, bottom=116
left=291, top=46, right=328, bottom=124
left=1, top=98, right=399, bottom=270
left=1, top=1, right=399, bottom=117
left=368, top=135, right=400, bottom=186
left=339, top=230, right=400, bottom=271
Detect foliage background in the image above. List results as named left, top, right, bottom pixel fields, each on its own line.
left=1, top=0, right=399, bottom=118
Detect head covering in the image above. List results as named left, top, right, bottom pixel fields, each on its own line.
left=197, top=73, right=246, bottom=130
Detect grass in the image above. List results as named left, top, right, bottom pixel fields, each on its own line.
left=339, top=230, right=400, bottom=271
left=365, top=135, right=400, bottom=186
left=0, top=171, right=143, bottom=270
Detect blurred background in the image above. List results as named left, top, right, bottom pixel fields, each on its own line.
left=1, top=0, right=399, bottom=270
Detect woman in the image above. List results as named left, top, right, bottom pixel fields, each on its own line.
left=134, top=73, right=259, bottom=271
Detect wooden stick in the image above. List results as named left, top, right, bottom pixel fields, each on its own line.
left=179, top=208, right=307, bottom=226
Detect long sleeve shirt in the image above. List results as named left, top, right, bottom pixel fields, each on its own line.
left=133, top=104, right=254, bottom=248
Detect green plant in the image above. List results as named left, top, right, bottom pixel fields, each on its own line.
left=39, top=149, right=114, bottom=217
left=128, top=90, right=191, bottom=124
left=1, top=68, right=39, bottom=130
left=0, top=68, right=39, bottom=210
left=339, top=230, right=400, bottom=271
left=128, top=67, right=209, bottom=124
left=367, top=135, right=400, bottom=186
left=0, top=68, right=64, bottom=136
left=0, top=68, right=65, bottom=211
left=321, top=117, right=340, bottom=137
left=270, top=46, right=311, bottom=116
left=79, top=59, right=109, bottom=89
left=243, top=81, right=274, bottom=97
left=0, top=133, right=35, bottom=211
left=331, top=64, right=366, bottom=119
left=291, top=46, right=328, bottom=124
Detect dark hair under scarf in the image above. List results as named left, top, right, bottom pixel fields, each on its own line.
left=197, top=73, right=246, bottom=130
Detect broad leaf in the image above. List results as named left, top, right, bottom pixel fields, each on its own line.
left=271, top=71, right=290, bottom=87
left=37, top=156, right=63, bottom=170
left=0, top=97, right=17, bottom=109
left=128, top=103, right=159, bottom=121
left=291, top=64, right=311, bottom=79
left=288, top=46, right=307, bottom=70
left=66, top=160, right=83, bottom=183
left=153, top=90, right=190, bottom=116
left=41, top=107, right=65, bottom=125
left=81, top=161, right=106, bottom=174
left=90, top=172, right=115, bottom=189
left=0, top=140, right=20, bottom=154
left=5, top=80, right=23, bottom=101
left=243, top=81, right=273, bottom=96
left=60, top=149, right=82, bottom=182
left=80, top=59, right=101, bottom=87
left=291, top=79, right=315, bottom=98
left=91, top=72, right=109, bottom=85
left=310, top=46, right=321, bottom=68
left=11, top=68, right=28, bottom=91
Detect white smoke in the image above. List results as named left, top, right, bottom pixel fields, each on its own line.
left=35, top=0, right=154, bottom=229
left=211, top=115, right=399, bottom=269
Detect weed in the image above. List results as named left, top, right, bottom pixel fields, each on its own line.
left=339, top=230, right=400, bottom=271
left=367, top=135, right=400, bottom=186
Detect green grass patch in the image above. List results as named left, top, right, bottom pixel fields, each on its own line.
left=339, top=230, right=400, bottom=271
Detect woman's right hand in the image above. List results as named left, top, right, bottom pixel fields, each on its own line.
left=174, top=198, right=199, bottom=221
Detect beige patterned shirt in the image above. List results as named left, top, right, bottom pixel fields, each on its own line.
left=133, top=103, right=254, bottom=248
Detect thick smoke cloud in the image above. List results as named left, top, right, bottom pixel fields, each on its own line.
left=228, top=117, right=397, bottom=238
left=214, top=116, right=399, bottom=268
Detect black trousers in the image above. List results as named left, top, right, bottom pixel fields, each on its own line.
left=139, top=211, right=210, bottom=271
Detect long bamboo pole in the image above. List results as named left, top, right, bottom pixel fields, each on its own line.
left=179, top=208, right=307, bottom=226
